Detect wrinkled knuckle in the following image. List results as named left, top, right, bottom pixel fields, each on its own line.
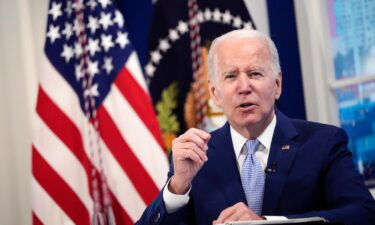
left=188, top=128, right=196, bottom=134
left=172, top=137, right=179, bottom=145
left=236, top=203, right=242, bottom=208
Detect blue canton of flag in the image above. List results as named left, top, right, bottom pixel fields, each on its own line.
left=45, top=0, right=131, bottom=112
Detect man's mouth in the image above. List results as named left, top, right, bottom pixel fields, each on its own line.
left=239, top=103, right=255, bottom=108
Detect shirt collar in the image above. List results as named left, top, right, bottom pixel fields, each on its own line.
left=230, top=114, right=277, bottom=160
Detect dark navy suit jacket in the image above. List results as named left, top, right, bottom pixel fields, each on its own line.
left=136, top=110, right=375, bottom=225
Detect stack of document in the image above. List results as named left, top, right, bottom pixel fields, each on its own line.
left=217, top=217, right=328, bottom=225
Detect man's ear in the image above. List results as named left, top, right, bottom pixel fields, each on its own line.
left=208, top=80, right=220, bottom=107
left=275, top=72, right=282, bottom=100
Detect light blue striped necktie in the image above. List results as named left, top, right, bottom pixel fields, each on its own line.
left=240, top=139, right=265, bottom=215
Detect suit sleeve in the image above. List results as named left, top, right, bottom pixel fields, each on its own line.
left=135, top=156, right=196, bottom=225
left=287, top=128, right=375, bottom=225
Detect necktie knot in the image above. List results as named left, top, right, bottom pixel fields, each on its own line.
left=246, top=139, right=259, bottom=156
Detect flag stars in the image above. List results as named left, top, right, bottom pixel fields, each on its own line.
left=61, top=44, right=74, bottom=63
left=87, top=16, right=100, bottom=34
left=204, top=8, right=212, bottom=21
left=114, top=10, right=124, bottom=28
left=177, top=21, right=188, bottom=34
left=169, top=29, right=179, bottom=42
left=101, top=34, right=114, bottom=52
left=47, top=24, right=61, bottom=43
left=65, top=1, right=73, bottom=17
left=88, top=60, right=99, bottom=77
left=145, top=63, right=156, bottom=77
left=233, top=16, right=242, bottom=28
left=49, top=2, right=62, bottom=21
left=151, top=50, right=162, bottom=64
left=99, top=12, right=114, bottom=30
left=213, top=8, right=221, bottom=22
left=62, top=23, right=73, bottom=40
left=103, top=57, right=113, bottom=74
left=146, top=8, right=254, bottom=80
left=87, top=0, right=98, bottom=10
left=222, top=10, right=232, bottom=24
left=159, top=39, right=170, bottom=52
left=116, top=31, right=128, bottom=49
left=88, top=38, right=101, bottom=56
left=98, top=0, right=112, bottom=9
left=243, top=22, right=253, bottom=30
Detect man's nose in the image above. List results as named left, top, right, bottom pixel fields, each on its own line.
left=238, top=73, right=252, bottom=94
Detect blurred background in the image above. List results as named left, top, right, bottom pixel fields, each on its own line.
left=1, top=0, right=374, bottom=224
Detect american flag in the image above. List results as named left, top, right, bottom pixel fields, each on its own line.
left=31, top=0, right=169, bottom=224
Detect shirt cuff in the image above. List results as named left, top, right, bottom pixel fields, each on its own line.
left=162, top=178, right=191, bottom=213
left=263, top=216, right=288, bottom=220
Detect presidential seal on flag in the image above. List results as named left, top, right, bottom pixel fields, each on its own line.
left=146, top=0, right=256, bottom=151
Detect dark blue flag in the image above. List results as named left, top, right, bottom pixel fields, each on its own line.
left=146, top=0, right=255, bottom=150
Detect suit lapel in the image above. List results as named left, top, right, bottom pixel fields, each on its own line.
left=208, top=123, right=247, bottom=207
left=262, top=110, right=299, bottom=215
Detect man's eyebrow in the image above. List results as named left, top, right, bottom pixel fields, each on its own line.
left=246, top=66, right=265, bottom=71
left=222, top=69, right=238, bottom=75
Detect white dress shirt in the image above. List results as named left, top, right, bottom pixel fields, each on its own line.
left=163, top=115, right=286, bottom=220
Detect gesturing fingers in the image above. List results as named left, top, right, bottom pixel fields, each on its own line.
left=179, top=128, right=210, bottom=149
left=172, top=128, right=211, bottom=162
left=178, top=142, right=208, bottom=162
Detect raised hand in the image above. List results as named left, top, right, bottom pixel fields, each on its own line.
left=168, top=128, right=211, bottom=194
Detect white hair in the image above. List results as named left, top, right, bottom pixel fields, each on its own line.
left=207, top=29, right=281, bottom=80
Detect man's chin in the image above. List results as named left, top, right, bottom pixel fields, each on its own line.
left=233, top=118, right=261, bottom=129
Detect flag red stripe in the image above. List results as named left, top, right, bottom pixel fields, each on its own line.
left=115, top=68, right=165, bottom=150
left=110, top=191, right=133, bottom=225
left=97, top=106, right=160, bottom=204
left=32, top=146, right=91, bottom=225
left=32, top=212, right=43, bottom=225
left=36, top=86, right=92, bottom=179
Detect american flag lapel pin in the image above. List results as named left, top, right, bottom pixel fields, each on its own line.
left=281, top=145, right=290, bottom=151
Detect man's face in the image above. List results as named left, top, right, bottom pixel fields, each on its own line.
left=209, top=37, right=282, bottom=134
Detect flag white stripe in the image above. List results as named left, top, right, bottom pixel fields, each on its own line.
left=126, top=52, right=148, bottom=92
left=100, top=139, right=147, bottom=221
left=104, top=85, right=169, bottom=189
left=33, top=114, right=93, bottom=214
left=32, top=177, right=75, bottom=225
left=39, top=55, right=85, bottom=130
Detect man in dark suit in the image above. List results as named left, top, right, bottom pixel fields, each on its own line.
left=136, top=29, right=375, bottom=225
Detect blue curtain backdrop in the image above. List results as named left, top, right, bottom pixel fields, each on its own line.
left=267, top=0, right=306, bottom=120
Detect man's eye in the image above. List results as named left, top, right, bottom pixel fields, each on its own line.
left=249, top=72, right=262, bottom=78
left=225, top=74, right=236, bottom=79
